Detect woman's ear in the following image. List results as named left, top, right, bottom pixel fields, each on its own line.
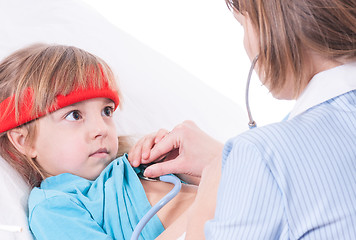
left=7, top=127, right=36, bottom=158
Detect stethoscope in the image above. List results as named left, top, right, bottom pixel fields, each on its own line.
left=131, top=171, right=181, bottom=240
left=131, top=55, right=259, bottom=239
left=246, top=55, right=259, bottom=129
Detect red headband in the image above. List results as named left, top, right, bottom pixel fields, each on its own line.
left=0, top=81, right=119, bottom=134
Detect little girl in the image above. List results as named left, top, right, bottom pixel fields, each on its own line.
left=0, top=43, right=196, bottom=239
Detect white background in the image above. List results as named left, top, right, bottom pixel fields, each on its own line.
left=82, top=0, right=295, bottom=126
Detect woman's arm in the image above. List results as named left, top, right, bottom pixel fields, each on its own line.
left=184, top=157, right=221, bottom=239
left=155, top=158, right=222, bottom=240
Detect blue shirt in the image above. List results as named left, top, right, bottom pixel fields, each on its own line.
left=205, top=63, right=356, bottom=239
left=28, top=154, right=164, bottom=240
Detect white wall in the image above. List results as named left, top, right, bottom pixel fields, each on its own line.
left=82, top=0, right=294, bottom=126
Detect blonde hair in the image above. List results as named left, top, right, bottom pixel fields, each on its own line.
left=0, top=43, right=131, bottom=187
left=226, top=0, right=356, bottom=97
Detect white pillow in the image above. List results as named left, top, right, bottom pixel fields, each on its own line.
left=0, top=159, right=33, bottom=240
left=0, top=0, right=247, bottom=239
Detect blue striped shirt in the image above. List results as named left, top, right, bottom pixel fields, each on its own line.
left=205, top=63, right=356, bottom=239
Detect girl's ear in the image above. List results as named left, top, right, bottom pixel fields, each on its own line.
left=7, top=127, right=36, bottom=158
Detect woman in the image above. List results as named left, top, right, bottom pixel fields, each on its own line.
left=129, top=0, right=356, bottom=239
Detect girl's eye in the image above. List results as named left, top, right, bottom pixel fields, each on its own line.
left=65, top=110, right=82, bottom=121
left=102, top=106, right=114, bottom=117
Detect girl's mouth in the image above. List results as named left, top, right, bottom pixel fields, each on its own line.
left=89, top=148, right=109, bottom=157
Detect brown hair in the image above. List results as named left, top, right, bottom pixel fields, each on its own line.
left=0, top=43, right=130, bottom=187
left=226, top=0, right=356, bottom=96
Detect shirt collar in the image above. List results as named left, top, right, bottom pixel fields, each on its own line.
left=289, top=61, right=356, bottom=119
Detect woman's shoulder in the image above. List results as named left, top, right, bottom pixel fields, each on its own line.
left=225, top=120, right=296, bottom=152
left=222, top=113, right=326, bottom=168
left=226, top=96, right=354, bottom=154
left=223, top=100, right=356, bottom=169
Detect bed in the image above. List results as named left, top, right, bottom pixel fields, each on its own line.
left=0, top=0, right=247, bottom=239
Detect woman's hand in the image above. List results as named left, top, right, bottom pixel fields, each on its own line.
left=128, top=121, right=224, bottom=184
left=128, top=128, right=170, bottom=167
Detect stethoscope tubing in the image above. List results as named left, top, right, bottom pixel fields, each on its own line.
left=245, top=55, right=259, bottom=129
left=130, top=174, right=182, bottom=240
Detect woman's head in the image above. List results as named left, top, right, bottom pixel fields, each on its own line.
left=226, top=0, right=356, bottom=98
left=0, top=43, right=122, bottom=187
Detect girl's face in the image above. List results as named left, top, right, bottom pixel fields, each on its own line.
left=29, top=98, right=119, bottom=180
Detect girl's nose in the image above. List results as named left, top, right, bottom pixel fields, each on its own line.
left=88, top=116, right=108, bottom=139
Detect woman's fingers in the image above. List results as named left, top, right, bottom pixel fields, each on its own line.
left=141, top=135, right=156, bottom=160
left=129, top=120, right=224, bottom=182
left=128, top=129, right=169, bottom=167
left=142, top=131, right=177, bottom=164
left=143, top=155, right=184, bottom=178
left=128, top=137, right=145, bottom=167
left=154, top=129, right=170, bottom=144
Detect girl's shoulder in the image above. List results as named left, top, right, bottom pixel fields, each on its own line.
left=28, top=174, right=86, bottom=211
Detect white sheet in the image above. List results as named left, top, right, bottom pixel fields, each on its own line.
left=0, top=0, right=247, bottom=239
